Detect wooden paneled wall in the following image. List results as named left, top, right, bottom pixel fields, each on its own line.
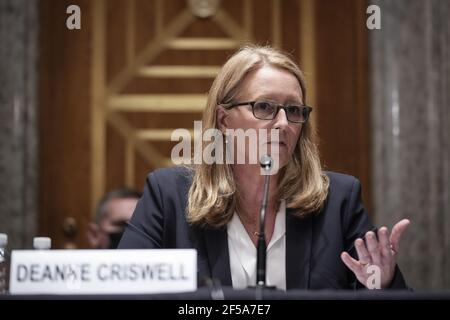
left=315, top=0, right=371, bottom=211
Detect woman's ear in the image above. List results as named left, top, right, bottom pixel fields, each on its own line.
left=216, top=106, right=229, bottom=133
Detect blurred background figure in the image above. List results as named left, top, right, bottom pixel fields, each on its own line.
left=87, top=188, right=142, bottom=249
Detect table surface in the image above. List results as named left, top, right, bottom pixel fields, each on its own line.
left=1, top=288, right=450, bottom=300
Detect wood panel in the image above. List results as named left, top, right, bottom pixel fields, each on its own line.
left=315, top=0, right=371, bottom=212
left=39, top=0, right=92, bottom=248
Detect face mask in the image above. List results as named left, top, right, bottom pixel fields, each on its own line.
left=108, top=231, right=124, bottom=249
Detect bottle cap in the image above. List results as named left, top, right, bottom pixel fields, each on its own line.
left=0, top=233, right=7, bottom=247
left=33, top=237, right=51, bottom=250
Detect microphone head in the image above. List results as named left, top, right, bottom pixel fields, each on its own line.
left=259, top=155, right=272, bottom=170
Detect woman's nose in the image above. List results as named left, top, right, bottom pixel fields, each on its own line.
left=272, top=108, right=289, bottom=129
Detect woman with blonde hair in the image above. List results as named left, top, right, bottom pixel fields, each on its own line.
left=119, top=45, right=409, bottom=290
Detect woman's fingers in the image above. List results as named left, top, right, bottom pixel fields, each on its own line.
left=378, top=227, right=391, bottom=258
left=390, top=219, right=410, bottom=252
left=354, top=238, right=371, bottom=264
left=341, top=252, right=362, bottom=274
left=365, top=231, right=382, bottom=265
left=343, top=221, right=411, bottom=289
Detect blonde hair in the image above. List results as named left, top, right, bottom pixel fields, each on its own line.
left=187, top=45, right=329, bottom=227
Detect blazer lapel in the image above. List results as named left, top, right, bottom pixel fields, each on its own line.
left=203, top=227, right=232, bottom=287
left=201, top=210, right=313, bottom=289
left=286, top=208, right=313, bottom=289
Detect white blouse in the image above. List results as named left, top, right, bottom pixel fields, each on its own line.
left=227, top=200, right=286, bottom=290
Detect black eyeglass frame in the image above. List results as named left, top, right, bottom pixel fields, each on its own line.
left=223, top=100, right=313, bottom=124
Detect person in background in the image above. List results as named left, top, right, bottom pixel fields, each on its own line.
left=87, top=188, right=142, bottom=249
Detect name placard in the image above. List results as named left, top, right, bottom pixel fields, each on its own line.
left=9, top=249, right=197, bottom=295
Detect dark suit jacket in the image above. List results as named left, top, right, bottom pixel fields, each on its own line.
left=119, top=166, right=408, bottom=290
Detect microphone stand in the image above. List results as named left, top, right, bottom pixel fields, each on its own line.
left=252, top=155, right=276, bottom=299
left=256, top=161, right=270, bottom=288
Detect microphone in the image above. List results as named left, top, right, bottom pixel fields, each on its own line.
left=255, top=155, right=275, bottom=292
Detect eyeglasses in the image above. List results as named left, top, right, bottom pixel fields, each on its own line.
left=224, top=100, right=312, bottom=124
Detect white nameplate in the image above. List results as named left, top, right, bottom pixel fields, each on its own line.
left=9, top=249, right=197, bottom=295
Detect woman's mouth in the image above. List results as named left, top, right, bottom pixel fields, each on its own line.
left=268, top=141, right=287, bottom=147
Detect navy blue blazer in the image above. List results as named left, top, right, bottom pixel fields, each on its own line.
left=118, top=166, right=408, bottom=290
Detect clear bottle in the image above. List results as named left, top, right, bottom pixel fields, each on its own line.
left=33, top=237, right=51, bottom=250
left=0, top=233, right=9, bottom=294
